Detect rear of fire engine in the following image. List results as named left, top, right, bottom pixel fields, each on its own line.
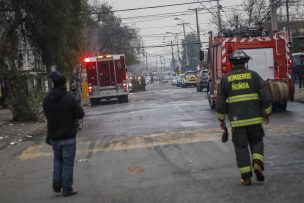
left=208, top=28, right=294, bottom=111
left=84, top=54, right=129, bottom=105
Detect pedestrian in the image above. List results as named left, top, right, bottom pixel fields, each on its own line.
left=43, top=71, right=84, bottom=196
left=216, top=50, right=272, bottom=185
left=140, top=75, right=146, bottom=91
left=69, top=81, right=83, bottom=130
left=150, top=75, right=154, bottom=84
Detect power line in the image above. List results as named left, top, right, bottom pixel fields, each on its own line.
left=89, top=0, right=221, bottom=14
left=120, top=10, right=193, bottom=20
left=116, top=41, right=209, bottom=51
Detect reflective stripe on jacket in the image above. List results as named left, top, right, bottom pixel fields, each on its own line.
left=215, top=67, right=272, bottom=127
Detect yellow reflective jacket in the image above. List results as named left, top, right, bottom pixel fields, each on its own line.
left=216, top=67, right=272, bottom=128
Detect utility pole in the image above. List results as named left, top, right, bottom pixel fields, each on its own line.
left=235, top=15, right=239, bottom=29
left=159, top=56, right=162, bottom=75
left=270, top=0, right=278, bottom=32
left=175, top=34, right=181, bottom=73
left=217, top=0, right=222, bottom=32
left=190, top=8, right=202, bottom=70
left=145, top=52, right=148, bottom=72
left=155, top=57, right=158, bottom=70
left=170, top=41, right=175, bottom=71
left=178, top=22, right=190, bottom=67
left=286, top=0, right=292, bottom=43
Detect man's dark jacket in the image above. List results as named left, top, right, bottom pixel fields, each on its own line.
left=43, top=86, right=85, bottom=141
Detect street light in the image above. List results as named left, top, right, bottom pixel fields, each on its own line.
left=174, top=17, right=196, bottom=32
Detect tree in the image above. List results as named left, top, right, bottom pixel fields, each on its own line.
left=181, top=32, right=200, bottom=71
left=0, top=0, right=86, bottom=121
left=24, top=0, right=85, bottom=78
left=83, top=1, right=142, bottom=66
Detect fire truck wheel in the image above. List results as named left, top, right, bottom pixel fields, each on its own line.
left=118, top=95, right=128, bottom=103
left=273, top=103, right=287, bottom=112
left=279, top=103, right=287, bottom=111
left=90, top=98, right=99, bottom=106
left=197, top=86, right=202, bottom=92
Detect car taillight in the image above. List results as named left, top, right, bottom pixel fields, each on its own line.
left=88, top=86, right=93, bottom=94
left=222, top=66, right=228, bottom=73
left=288, top=59, right=293, bottom=66
left=123, top=83, right=127, bottom=92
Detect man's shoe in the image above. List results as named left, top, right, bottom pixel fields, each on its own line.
left=63, top=191, right=78, bottom=197
left=240, top=178, right=252, bottom=185
left=253, top=163, right=265, bottom=181
left=52, top=183, right=61, bottom=193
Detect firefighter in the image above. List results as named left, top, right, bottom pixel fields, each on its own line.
left=216, top=50, right=272, bottom=185
left=140, top=75, right=146, bottom=91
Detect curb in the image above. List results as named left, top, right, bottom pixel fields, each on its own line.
left=0, top=120, right=10, bottom=126
left=0, top=124, right=46, bottom=151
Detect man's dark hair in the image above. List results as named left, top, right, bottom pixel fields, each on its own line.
left=50, top=71, right=67, bottom=88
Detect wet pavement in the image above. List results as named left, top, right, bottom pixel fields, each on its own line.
left=1, top=82, right=304, bottom=202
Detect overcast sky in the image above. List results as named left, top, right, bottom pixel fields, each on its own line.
left=101, top=0, right=250, bottom=65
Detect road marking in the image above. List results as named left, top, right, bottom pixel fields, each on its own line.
left=18, top=123, right=304, bottom=161
left=181, top=121, right=204, bottom=127
left=19, top=128, right=222, bottom=160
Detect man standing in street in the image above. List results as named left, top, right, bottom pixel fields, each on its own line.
left=216, top=50, right=272, bottom=185
left=43, top=71, right=84, bottom=196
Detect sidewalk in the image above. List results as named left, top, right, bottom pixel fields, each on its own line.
left=0, top=109, right=46, bottom=150
left=0, top=109, right=13, bottom=126
left=294, top=84, right=304, bottom=103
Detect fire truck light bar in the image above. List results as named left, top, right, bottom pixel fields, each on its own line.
left=84, top=58, right=90, bottom=63
left=96, top=55, right=113, bottom=59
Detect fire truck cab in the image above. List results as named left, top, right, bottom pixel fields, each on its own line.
left=84, top=54, right=128, bottom=105
left=208, top=28, right=294, bottom=111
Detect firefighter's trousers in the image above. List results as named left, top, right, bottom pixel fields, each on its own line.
left=232, top=124, right=265, bottom=178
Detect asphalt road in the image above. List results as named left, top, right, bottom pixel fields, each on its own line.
left=1, top=82, right=304, bottom=203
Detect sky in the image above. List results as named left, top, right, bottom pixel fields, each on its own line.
left=98, top=0, right=255, bottom=66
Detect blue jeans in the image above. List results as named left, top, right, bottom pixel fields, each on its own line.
left=51, top=137, right=76, bottom=193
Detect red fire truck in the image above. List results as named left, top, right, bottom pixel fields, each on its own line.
left=84, top=54, right=128, bottom=105
left=207, top=28, right=294, bottom=111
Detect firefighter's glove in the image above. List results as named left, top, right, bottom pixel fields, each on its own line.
left=219, top=121, right=226, bottom=130
left=45, top=136, right=51, bottom=146
left=221, top=127, right=229, bottom=143
left=264, top=115, right=270, bottom=124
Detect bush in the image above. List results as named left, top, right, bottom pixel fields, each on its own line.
left=6, top=71, right=44, bottom=121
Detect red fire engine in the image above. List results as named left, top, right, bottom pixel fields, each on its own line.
left=84, top=54, right=128, bottom=105
left=207, top=28, right=294, bottom=111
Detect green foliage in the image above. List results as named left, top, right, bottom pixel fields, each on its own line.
left=181, top=33, right=200, bottom=70
left=0, top=0, right=85, bottom=121
left=23, top=0, right=85, bottom=75
left=292, top=30, right=304, bottom=53
left=5, top=70, right=43, bottom=121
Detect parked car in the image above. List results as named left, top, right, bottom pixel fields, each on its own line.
left=171, top=76, right=178, bottom=86
left=176, top=74, right=185, bottom=87
left=182, top=71, right=198, bottom=88
left=196, top=70, right=209, bottom=92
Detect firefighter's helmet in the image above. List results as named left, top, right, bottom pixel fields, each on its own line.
left=229, top=50, right=250, bottom=64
